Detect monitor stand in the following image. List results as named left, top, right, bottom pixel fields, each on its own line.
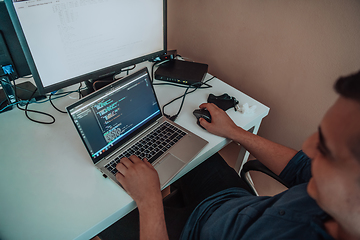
left=81, top=76, right=119, bottom=97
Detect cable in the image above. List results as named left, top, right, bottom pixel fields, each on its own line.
left=48, top=86, right=84, bottom=113
left=2, top=77, right=83, bottom=122
left=203, top=75, right=216, bottom=85
left=49, top=92, right=67, bottom=114
left=124, top=64, right=136, bottom=76
left=113, top=64, right=136, bottom=80
left=92, top=79, right=113, bottom=91
left=36, top=89, right=85, bottom=104
left=162, top=84, right=193, bottom=121
left=0, top=75, right=20, bottom=112
left=153, top=81, right=212, bottom=89
left=16, top=87, right=56, bottom=124
left=0, top=99, right=7, bottom=108
left=161, top=76, right=216, bottom=121
left=21, top=75, right=33, bottom=78
left=78, top=82, right=82, bottom=99
left=0, top=99, right=28, bottom=113
left=151, top=60, right=170, bottom=83
left=0, top=77, right=32, bottom=112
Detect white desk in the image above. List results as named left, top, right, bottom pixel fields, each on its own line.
left=0, top=64, right=269, bottom=240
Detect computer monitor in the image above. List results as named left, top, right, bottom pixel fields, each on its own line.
left=1, top=0, right=36, bottom=110
left=4, top=0, right=167, bottom=95
left=0, top=0, right=31, bottom=79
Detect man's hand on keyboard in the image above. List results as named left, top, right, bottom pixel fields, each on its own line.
left=116, top=155, right=162, bottom=208
left=116, top=155, right=169, bottom=240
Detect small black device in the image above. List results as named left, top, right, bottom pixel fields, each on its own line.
left=193, top=108, right=212, bottom=130
left=207, top=93, right=239, bottom=111
left=155, top=59, right=208, bottom=86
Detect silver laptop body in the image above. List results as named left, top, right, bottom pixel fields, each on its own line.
left=67, top=67, right=208, bottom=189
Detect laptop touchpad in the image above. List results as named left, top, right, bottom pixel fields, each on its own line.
left=155, top=154, right=185, bottom=186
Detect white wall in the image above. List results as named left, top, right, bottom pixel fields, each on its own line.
left=168, top=0, right=360, bottom=150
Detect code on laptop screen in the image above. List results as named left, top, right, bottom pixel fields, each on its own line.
left=68, top=70, right=161, bottom=160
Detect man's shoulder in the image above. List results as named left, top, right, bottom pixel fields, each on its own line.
left=279, top=150, right=312, bottom=186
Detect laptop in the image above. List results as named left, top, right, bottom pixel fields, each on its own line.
left=67, top=67, right=208, bottom=189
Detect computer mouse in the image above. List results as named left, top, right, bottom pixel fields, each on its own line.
left=193, top=109, right=212, bottom=130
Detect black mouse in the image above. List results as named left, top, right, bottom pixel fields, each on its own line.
left=193, top=109, right=212, bottom=130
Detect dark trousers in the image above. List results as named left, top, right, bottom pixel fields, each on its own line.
left=98, top=153, right=251, bottom=240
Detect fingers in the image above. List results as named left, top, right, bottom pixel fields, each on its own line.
left=116, top=155, right=152, bottom=173
left=199, top=102, right=222, bottom=112
left=116, top=160, right=128, bottom=176
left=128, top=155, right=143, bottom=163
left=115, top=171, right=125, bottom=182
left=116, top=155, right=140, bottom=174
left=199, top=102, right=208, bottom=109
left=114, top=155, right=161, bottom=203
left=143, top=158, right=153, bottom=167
left=199, top=117, right=210, bottom=128
left=115, top=156, right=140, bottom=184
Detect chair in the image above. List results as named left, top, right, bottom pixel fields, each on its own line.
left=240, top=160, right=290, bottom=196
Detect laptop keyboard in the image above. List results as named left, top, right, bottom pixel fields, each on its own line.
left=104, top=122, right=186, bottom=176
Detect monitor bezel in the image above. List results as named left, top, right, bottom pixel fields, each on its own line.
left=4, top=0, right=167, bottom=95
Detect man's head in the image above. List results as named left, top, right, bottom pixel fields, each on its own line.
left=303, top=70, right=360, bottom=236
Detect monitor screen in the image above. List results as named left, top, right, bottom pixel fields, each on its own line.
left=5, top=0, right=166, bottom=94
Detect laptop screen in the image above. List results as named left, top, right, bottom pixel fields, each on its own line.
left=67, top=68, right=162, bottom=164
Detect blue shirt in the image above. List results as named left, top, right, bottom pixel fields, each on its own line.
left=180, top=151, right=334, bottom=240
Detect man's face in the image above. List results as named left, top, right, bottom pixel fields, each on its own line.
left=303, top=97, right=360, bottom=236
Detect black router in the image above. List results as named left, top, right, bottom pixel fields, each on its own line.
left=154, top=59, right=208, bottom=86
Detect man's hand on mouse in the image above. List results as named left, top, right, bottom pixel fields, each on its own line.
left=199, top=103, right=240, bottom=140
left=116, top=155, right=162, bottom=209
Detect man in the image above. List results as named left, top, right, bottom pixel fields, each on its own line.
left=101, top=70, right=360, bottom=240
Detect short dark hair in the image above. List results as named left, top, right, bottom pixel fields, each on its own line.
left=335, top=70, right=360, bottom=162
left=335, top=70, right=360, bottom=103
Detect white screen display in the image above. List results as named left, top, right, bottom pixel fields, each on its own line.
left=12, top=0, right=164, bottom=89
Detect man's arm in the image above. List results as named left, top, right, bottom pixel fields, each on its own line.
left=199, top=103, right=297, bottom=175
left=116, top=156, right=169, bottom=240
